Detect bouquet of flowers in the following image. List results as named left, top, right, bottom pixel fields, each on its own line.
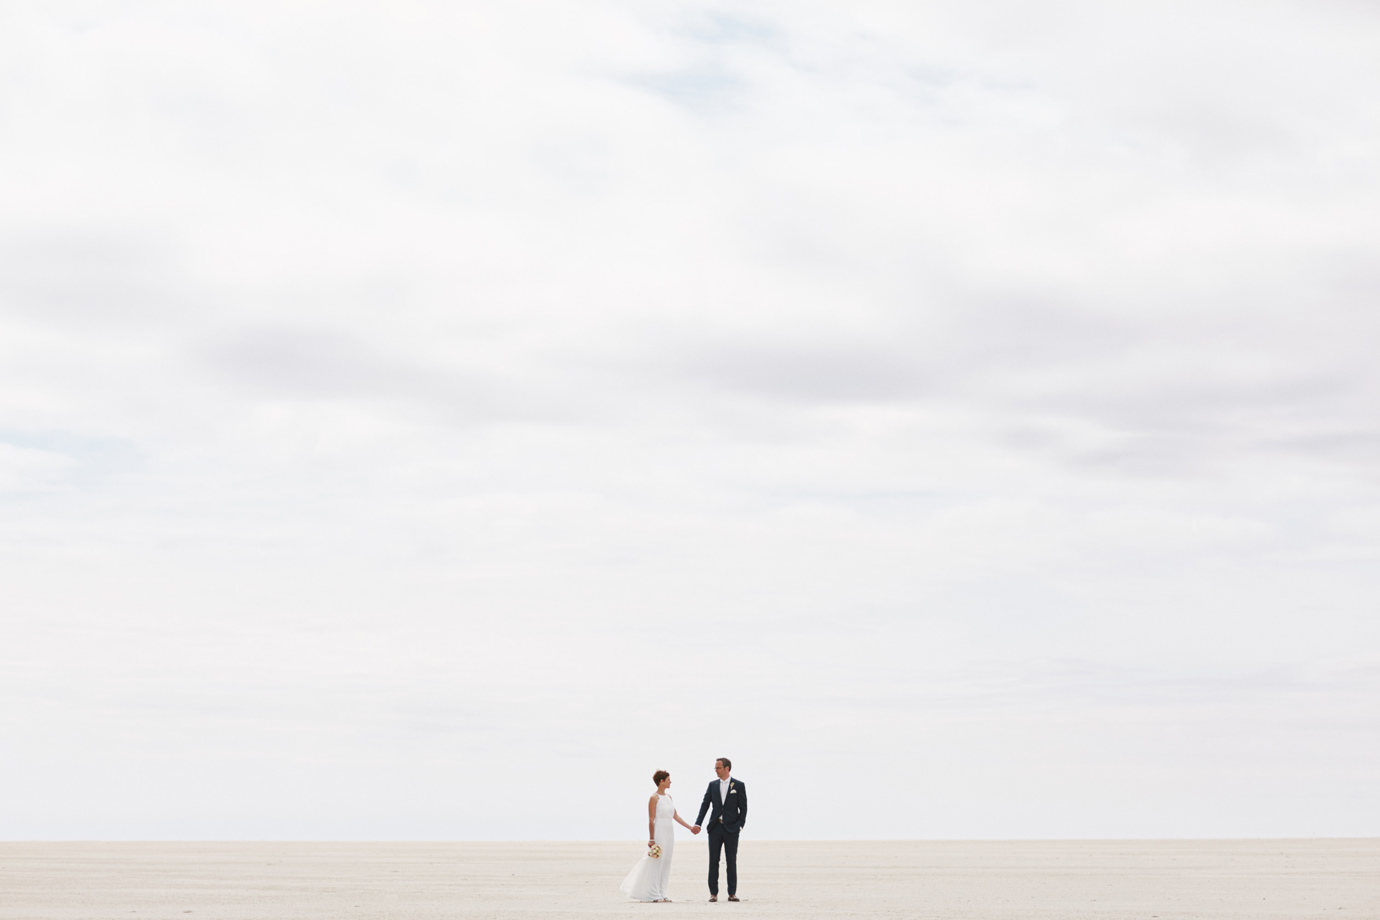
left=647, top=844, right=662, bottom=858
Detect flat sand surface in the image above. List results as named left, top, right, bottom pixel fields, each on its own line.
left=1, top=840, right=1376, bottom=920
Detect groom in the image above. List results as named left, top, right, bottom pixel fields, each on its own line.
left=692, top=757, right=747, bottom=902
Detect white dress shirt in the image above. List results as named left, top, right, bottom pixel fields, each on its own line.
left=719, top=776, right=732, bottom=809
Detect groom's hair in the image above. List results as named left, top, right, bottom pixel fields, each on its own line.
left=652, top=770, right=670, bottom=785
left=716, top=757, right=732, bottom=771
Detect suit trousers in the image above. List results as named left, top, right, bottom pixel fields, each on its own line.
left=707, top=825, right=738, bottom=896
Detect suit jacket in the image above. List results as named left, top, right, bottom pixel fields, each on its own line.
left=695, top=777, right=747, bottom=834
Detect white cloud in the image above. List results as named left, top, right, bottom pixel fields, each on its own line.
left=0, top=0, right=1377, bottom=839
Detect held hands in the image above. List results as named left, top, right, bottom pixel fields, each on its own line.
left=691, top=825, right=701, bottom=835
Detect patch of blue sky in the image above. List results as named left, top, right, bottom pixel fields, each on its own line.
left=617, top=12, right=778, bottom=113
left=677, top=12, right=779, bottom=46
left=0, top=429, right=144, bottom=490
left=624, top=67, right=744, bottom=112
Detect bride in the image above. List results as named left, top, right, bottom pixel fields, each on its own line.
left=619, top=770, right=697, bottom=902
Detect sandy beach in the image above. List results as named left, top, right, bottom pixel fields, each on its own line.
left=1, top=840, right=1375, bottom=920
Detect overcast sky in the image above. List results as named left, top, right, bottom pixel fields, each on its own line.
left=2, top=0, right=1378, bottom=840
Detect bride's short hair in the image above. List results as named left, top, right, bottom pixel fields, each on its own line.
left=652, top=770, right=670, bottom=785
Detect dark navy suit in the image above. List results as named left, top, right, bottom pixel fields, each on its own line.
left=695, top=778, right=747, bottom=896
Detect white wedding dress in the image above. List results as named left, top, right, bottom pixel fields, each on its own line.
left=619, top=793, right=676, bottom=901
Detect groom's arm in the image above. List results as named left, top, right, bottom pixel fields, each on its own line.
left=737, top=781, right=747, bottom=831
left=695, top=783, right=713, bottom=828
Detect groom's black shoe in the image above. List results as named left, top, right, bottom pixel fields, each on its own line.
left=727, top=895, right=740, bottom=902
left=709, top=895, right=717, bottom=902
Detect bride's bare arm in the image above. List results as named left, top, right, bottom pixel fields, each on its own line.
left=648, top=796, right=658, bottom=846
left=673, top=810, right=695, bottom=831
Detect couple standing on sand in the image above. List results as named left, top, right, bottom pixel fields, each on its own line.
left=619, top=757, right=748, bottom=903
